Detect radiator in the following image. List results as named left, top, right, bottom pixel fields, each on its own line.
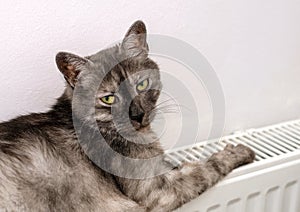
left=166, top=119, right=300, bottom=212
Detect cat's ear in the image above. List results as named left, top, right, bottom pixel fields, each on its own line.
left=56, top=52, right=90, bottom=87
left=122, top=20, right=149, bottom=59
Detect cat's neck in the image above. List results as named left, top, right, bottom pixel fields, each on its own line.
left=48, top=89, right=74, bottom=128
left=106, top=129, right=164, bottom=159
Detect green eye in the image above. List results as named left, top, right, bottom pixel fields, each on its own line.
left=136, top=79, right=149, bottom=91
left=100, top=95, right=115, bottom=105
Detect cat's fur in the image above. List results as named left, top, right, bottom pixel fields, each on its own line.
left=0, top=21, right=255, bottom=211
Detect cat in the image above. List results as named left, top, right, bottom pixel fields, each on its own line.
left=0, top=20, right=255, bottom=211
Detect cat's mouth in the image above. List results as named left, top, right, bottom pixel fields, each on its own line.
left=128, top=110, right=156, bottom=131
left=130, top=120, right=150, bottom=131
left=130, top=112, right=156, bottom=131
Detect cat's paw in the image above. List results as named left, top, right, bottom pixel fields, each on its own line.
left=235, top=144, right=255, bottom=163
left=224, top=144, right=255, bottom=166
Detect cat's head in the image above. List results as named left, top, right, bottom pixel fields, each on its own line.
left=56, top=21, right=161, bottom=134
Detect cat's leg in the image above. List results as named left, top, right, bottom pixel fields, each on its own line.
left=124, top=205, right=147, bottom=212
left=117, top=144, right=255, bottom=212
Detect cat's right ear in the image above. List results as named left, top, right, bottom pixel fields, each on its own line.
left=56, top=52, right=90, bottom=88
left=122, top=20, right=149, bottom=60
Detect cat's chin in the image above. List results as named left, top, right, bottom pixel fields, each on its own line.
left=130, top=120, right=150, bottom=132
left=137, top=125, right=151, bottom=133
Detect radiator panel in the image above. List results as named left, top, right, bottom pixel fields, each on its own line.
left=168, top=119, right=300, bottom=212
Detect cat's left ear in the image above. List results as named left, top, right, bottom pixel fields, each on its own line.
left=56, top=52, right=90, bottom=87
left=122, top=20, right=149, bottom=59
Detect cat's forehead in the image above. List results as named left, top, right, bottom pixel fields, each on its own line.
left=98, top=59, right=158, bottom=93
left=87, top=46, right=159, bottom=92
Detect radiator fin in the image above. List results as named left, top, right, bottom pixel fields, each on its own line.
left=166, top=119, right=300, bottom=165
left=265, top=186, right=281, bottom=212
left=282, top=181, right=299, bottom=212
left=246, top=192, right=261, bottom=212
left=226, top=198, right=241, bottom=212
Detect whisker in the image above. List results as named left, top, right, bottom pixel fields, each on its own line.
left=154, top=103, right=192, bottom=113
left=155, top=97, right=177, bottom=107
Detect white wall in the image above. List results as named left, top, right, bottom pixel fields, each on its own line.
left=1, top=0, right=300, bottom=146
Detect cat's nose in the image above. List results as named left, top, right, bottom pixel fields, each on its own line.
left=130, top=111, right=145, bottom=123
left=129, top=99, right=145, bottom=124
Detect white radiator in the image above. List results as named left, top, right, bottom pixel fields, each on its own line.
left=166, top=119, right=300, bottom=212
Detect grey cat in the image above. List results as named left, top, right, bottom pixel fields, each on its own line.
left=0, top=20, right=255, bottom=211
